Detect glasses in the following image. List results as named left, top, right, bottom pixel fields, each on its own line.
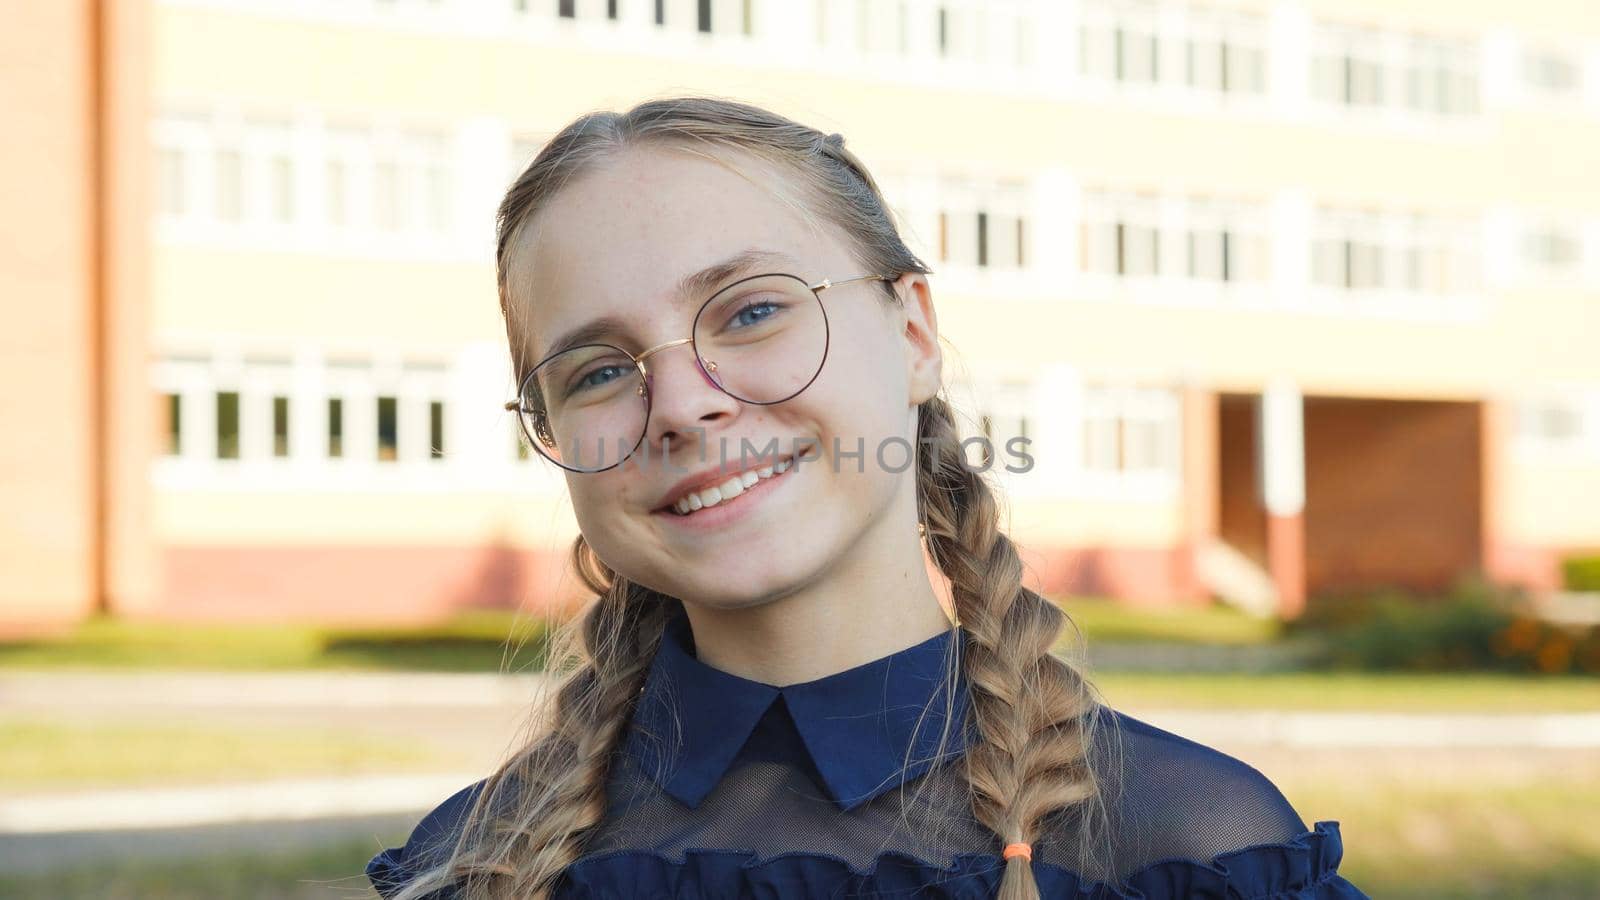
left=504, top=271, right=896, bottom=473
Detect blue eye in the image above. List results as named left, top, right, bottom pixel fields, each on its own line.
left=570, top=364, right=628, bottom=396
left=731, top=301, right=779, bottom=328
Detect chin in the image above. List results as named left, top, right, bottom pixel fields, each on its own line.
left=681, top=559, right=806, bottom=607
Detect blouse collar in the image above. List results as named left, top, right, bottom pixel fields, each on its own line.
left=621, top=604, right=972, bottom=813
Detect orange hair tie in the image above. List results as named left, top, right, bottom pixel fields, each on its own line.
left=1002, top=842, right=1032, bottom=862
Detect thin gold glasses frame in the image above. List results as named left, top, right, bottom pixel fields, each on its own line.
left=503, top=271, right=897, bottom=470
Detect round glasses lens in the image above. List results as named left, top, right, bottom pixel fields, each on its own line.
left=520, top=344, right=647, bottom=472
left=692, top=274, right=828, bottom=404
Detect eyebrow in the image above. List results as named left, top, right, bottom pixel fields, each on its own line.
left=537, top=248, right=803, bottom=362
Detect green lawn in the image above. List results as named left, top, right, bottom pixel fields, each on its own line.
left=0, top=596, right=1275, bottom=671
left=1282, top=769, right=1600, bottom=899
left=1056, top=595, right=1285, bottom=645
left=0, top=610, right=549, bottom=672
left=0, top=719, right=459, bottom=790
left=0, top=838, right=382, bottom=900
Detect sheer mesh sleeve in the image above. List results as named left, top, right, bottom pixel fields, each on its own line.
left=1086, top=708, right=1314, bottom=880
left=366, top=780, right=484, bottom=900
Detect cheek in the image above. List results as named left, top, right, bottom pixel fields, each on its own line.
left=824, top=335, right=909, bottom=425
left=568, top=480, right=629, bottom=535
left=802, top=377, right=910, bottom=469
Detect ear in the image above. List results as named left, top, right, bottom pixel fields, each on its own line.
left=895, top=274, right=942, bottom=406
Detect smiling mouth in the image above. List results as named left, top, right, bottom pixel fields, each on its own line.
left=659, top=456, right=796, bottom=517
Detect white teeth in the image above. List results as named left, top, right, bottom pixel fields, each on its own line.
left=669, top=457, right=793, bottom=516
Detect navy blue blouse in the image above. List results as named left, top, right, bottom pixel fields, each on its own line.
left=369, top=606, right=1369, bottom=898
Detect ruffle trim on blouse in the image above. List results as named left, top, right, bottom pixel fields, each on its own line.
left=553, top=820, right=1366, bottom=900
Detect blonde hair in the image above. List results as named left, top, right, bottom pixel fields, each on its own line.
left=390, top=95, right=1119, bottom=900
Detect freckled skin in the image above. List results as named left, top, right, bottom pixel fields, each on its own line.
left=506, top=145, right=949, bottom=686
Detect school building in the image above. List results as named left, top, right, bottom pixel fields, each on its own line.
left=5, top=0, right=1599, bottom=634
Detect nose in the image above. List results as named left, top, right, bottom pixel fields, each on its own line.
left=639, top=342, right=737, bottom=455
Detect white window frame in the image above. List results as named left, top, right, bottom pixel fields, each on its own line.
left=1311, top=21, right=1481, bottom=123
left=1075, top=380, right=1183, bottom=501
left=1518, top=215, right=1587, bottom=287
left=1511, top=389, right=1600, bottom=464
left=1308, top=206, right=1481, bottom=316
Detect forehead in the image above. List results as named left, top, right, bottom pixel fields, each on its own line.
left=507, top=147, right=848, bottom=357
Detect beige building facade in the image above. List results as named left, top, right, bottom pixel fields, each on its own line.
left=4, top=0, right=1599, bottom=633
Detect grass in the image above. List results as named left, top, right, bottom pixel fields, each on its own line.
left=1056, top=595, right=1285, bottom=645
left=1280, top=765, right=1600, bottom=899
left=0, top=837, right=383, bottom=900
left=0, top=595, right=1275, bottom=672
left=0, top=719, right=459, bottom=790
left=0, top=609, right=549, bottom=672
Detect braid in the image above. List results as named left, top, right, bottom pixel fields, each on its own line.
left=390, top=537, right=671, bottom=900
left=915, top=393, right=1107, bottom=900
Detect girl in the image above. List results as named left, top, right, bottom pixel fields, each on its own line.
left=366, top=96, right=1368, bottom=900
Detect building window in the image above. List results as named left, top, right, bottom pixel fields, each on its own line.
left=216, top=391, right=240, bottom=460
left=328, top=397, right=344, bottom=458
left=972, top=380, right=1032, bottom=471
left=1083, top=190, right=1270, bottom=286
left=1313, top=24, right=1478, bottom=116
left=425, top=161, right=451, bottom=233
left=162, top=393, right=181, bottom=456
left=698, top=0, right=712, bottom=33
left=158, top=148, right=186, bottom=218
left=1116, top=24, right=1158, bottom=83
left=1522, top=226, right=1583, bottom=275
left=374, top=160, right=400, bottom=231
left=154, top=112, right=455, bottom=247
left=1312, top=208, right=1477, bottom=295
left=430, top=400, right=445, bottom=459
left=1514, top=394, right=1594, bottom=458
left=273, top=396, right=290, bottom=458
left=215, top=149, right=243, bottom=223
left=1081, top=190, right=1160, bottom=278
left=1081, top=383, right=1181, bottom=477
left=1522, top=47, right=1582, bottom=98
left=1117, top=221, right=1159, bottom=276
left=937, top=178, right=1028, bottom=271
left=269, top=154, right=294, bottom=223
left=1518, top=400, right=1584, bottom=442
left=1082, top=388, right=1121, bottom=473
left=1081, top=1, right=1267, bottom=97
left=377, top=396, right=399, bottom=462
left=326, top=159, right=348, bottom=227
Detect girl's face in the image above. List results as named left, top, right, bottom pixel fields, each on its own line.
left=506, top=146, right=939, bottom=612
